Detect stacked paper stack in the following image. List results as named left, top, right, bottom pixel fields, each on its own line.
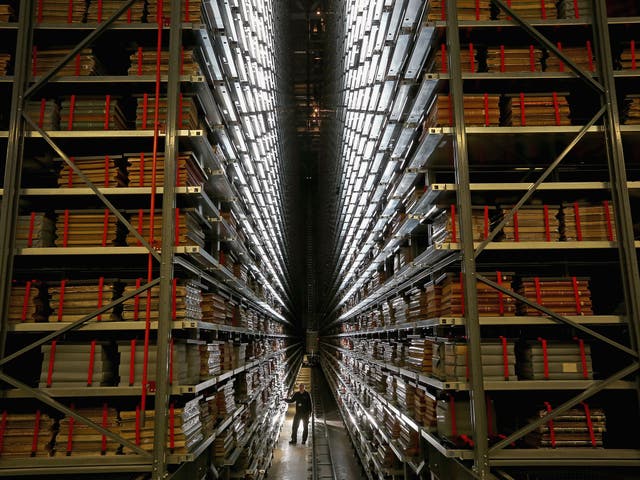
left=504, top=93, right=571, bottom=126
left=48, top=279, right=119, bottom=322
left=399, top=422, right=420, bottom=457
left=377, top=442, right=398, bottom=469
left=485, top=46, right=543, bottom=72
left=60, top=95, right=127, bottom=130
left=121, top=279, right=203, bottom=322
left=501, top=205, right=562, bottom=241
left=128, top=48, right=201, bottom=76
left=406, top=287, right=428, bottom=322
left=225, top=299, right=238, bottom=326
left=425, top=94, right=501, bottom=127
left=0, top=53, right=10, bottom=75
left=515, top=276, right=593, bottom=316
left=0, top=411, right=54, bottom=458
left=395, top=378, right=415, bottom=415
left=124, top=209, right=205, bottom=248
left=440, top=272, right=516, bottom=316
left=34, top=0, right=86, bottom=23
left=430, top=206, right=495, bottom=245
left=147, top=0, right=203, bottom=23
left=622, top=95, right=640, bottom=124
left=405, top=336, right=435, bottom=374
left=524, top=403, right=605, bottom=447
left=135, top=95, right=201, bottom=130
left=0, top=3, right=13, bottom=21
left=371, top=365, right=387, bottom=394
left=427, top=0, right=494, bottom=20
left=57, top=155, right=127, bottom=188
left=558, top=0, right=590, bottom=19
left=216, top=380, right=237, bottom=417
left=200, top=395, right=217, bottom=437
left=26, top=99, right=60, bottom=130
left=431, top=44, right=477, bottom=73
left=386, top=376, right=396, bottom=404
left=443, top=340, right=517, bottom=381
left=414, top=387, right=437, bottom=429
left=233, top=343, right=247, bottom=369
left=120, top=399, right=203, bottom=454
left=124, top=152, right=206, bottom=188
left=85, top=1, right=146, bottom=23
left=57, top=405, right=119, bottom=456
left=8, top=280, right=47, bottom=323
left=391, top=296, right=408, bottom=324
left=201, top=292, right=227, bottom=325
left=395, top=246, right=413, bottom=271
left=213, top=426, right=234, bottom=462
left=32, top=48, right=102, bottom=77
left=425, top=284, right=442, bottom=318
left=544, top=44, right=596, bottom=72
left=16, top=213, right=56, bottom=248
left=394, top=342, right=406, bottom=368
left=437, top=395, right=497, bottom=447
left=40, top=342, right=114, bottom=387
left=495, top=0, right=557, bottom=19
left=516, top=339, right=594, bottom=380
left=54, top=209, right=120, bottom=247
left=200, top=342, right=222, bottom=380
left=562, top=202, right=616, bottom=241
left=619, top=42, right=639, bottom=70
left=380, top=301, right=392, bottom=326
left=432, top=341, right=446, bottom=380
left=117, top=341, right=200, bottom=387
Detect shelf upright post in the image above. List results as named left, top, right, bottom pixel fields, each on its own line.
left=590, top=0, right=640, bottom=397
left=0, top=0, right=34, bottom=360
left=152, top=0, right=182, bottom=478
left=445, top=1, right=492, bottom=479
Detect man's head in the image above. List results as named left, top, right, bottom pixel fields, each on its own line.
left=298, top=383, right=305, bottom=392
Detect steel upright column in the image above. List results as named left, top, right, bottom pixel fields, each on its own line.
left=0, top=0, right=34, bottom=359
left=446, top=1, right=492, bottom=478
left=590, top=0, right=640, bottom=382
left=152, top=0, right=182, bottom=478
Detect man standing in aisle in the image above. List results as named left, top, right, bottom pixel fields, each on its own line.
left=284, top=383, right=312, bottom=445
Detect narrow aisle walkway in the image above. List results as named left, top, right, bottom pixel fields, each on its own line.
left=268, top=366, right=311, bottom=479
left=268, top=362, right=363, bottom=480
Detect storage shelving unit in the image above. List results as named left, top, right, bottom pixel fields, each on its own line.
left=320, top=1, right=640, bottom=479
left=0, top=1, right=300, bottom=480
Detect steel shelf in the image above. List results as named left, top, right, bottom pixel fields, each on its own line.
left=489, top=448, right=640, bottom=466
left=0, top=129, right=204, bottom=139
left=33, top=22, right=203, bottom=30
left=20, top=186, right=204, bottom=196
left=436, top=241, right=640, bottom=251
left=31, top=75, right=205, bottom=84
left=0, top=456, right=153, bottom=475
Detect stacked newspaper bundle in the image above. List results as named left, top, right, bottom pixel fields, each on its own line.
left=57, top=155, right=127, bottom=188
left=123, top=208, right=205, bottom=248
left=562, top=202, right=616, bottom=241
left=405, top=336, right=435, bottom=374
left=0, top=3, right=13, bottom=21
left=619, top=42, right=639, bottom=70
left=430, top=206, right=497, bottom=245
left=54, top=209, right=120, bottom=247
left=48, top=278, right=120, bottom=322
left=544, top=43, right=596, bottom=72
left=85, top=0, right=146, bottom=23
left=117, top=341, right=200, bottom=387
left=199, top=342, right=223, bottom=379
left=414, top=387, right=437, bottom=429
left=128, top=48, right=201, bottom=76
left=621, top=95, right=640, bottom=124
left=124, top=151, right=206, bottom=188
left=443, top=339, right=517, bottom=382
left=121, top=279, right=203, bottom=322
left=425, top=94, right=501, bottom=127
left=216, top=380, right=237, bottom=417
left=515, top=276, right=593, bottom=316
left=494, top=0, right=557, bottom=19
left=437, top=395, right=497, bottom=447
left=201, top=292, right=228, bottom=325
left=430, top=43, right=477, bottom=73
left=516, top=339, right=594, bottom=380
left=485, top=45, right=543, bottom=72
left=135, top=95, right=201, bottom=130
left=40, top=342, right=114, bottom=387
left=60, top=95, right=127, bottom=130
left=0, top=411, right=54, bottom=458
left=35, top=0, right=87, bottom=23
left=56, top=405, right=120, bottom=456
left=31, top=47, right=102, bottom=77
left=147, top=0, right=203, bottom=23
left=8, top=280, right=47, bottom=323
left=524, top=403, right=605, bottom=447
left=0, top=52, right=10, bottom=75
left=25, top=99, right=60, bottom=130
left=500, top=204, right=562, bottom=242
left=558, top=0, right=591, bottom=19
left=503, top=93, right=571, bottom=126
left=439, top=272, right=516, bottom=317
left=427, top=0, right=494, bottom=20
left=16, top=213, right=56, bottom=248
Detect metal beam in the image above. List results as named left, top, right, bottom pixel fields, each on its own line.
left=25, top=0, right=139, bottom=100
left=492, top=0, right=603, bottom=93
left=447, top=1, right=492, bottom=478
left=0, top=372, right=152, bottom=457
left=590, top=0, right=640, bottom=399
left=152, top=0, right=182, bottom=478
left=0, top=0, right=33, bottom=361
left=0, top=279, right=161, bottom=367
left=489, top=362, right=639, bottom=453
left=474, top=107, right=605, bottom=258
left=475, top=274, right=637, bottom=358
left=21, top=115, right=162, bottom=261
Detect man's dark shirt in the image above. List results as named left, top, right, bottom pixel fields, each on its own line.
left=286, top=391, right=312, bottom=415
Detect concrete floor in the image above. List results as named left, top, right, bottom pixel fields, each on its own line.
left=267, top=366, right=362, bottom=480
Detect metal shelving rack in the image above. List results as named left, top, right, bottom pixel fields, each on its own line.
left=320, top=1, right=640, bottom=479
left=0, top=1, right=299, bottom=479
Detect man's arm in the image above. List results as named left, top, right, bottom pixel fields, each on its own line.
left=284, top=392, right=297, bottom=403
